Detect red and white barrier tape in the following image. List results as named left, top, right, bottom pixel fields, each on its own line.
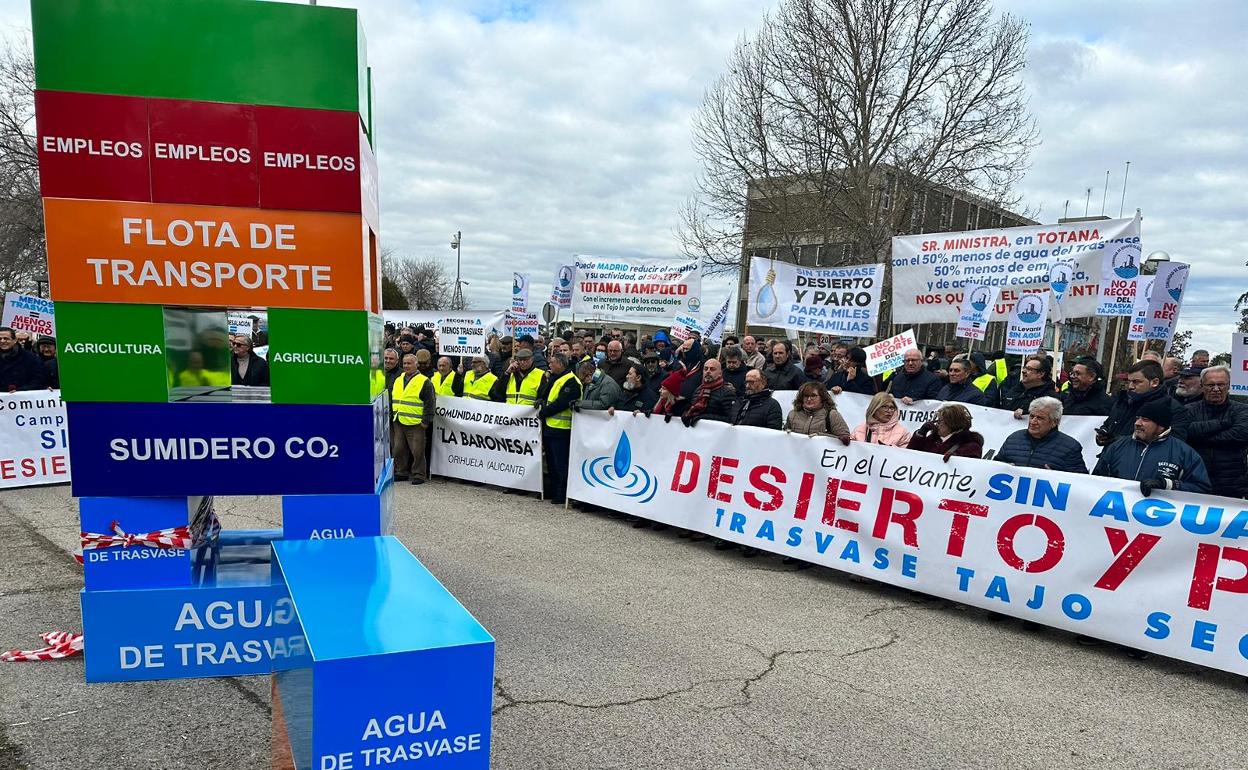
left=1, top=631, right=84, bottom=662
left=74, top=520, right=194, bottom=565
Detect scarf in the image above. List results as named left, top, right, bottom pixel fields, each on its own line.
left=866, top=411, right=901, bottom=443
left=684, top=377, right=725, bottom=420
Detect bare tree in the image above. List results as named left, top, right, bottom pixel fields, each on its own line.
left=381, top=247, right=457, bottom=310
left=0, top=38, right=45, bottom=294
left=681, top=0, right=1037, bottom=325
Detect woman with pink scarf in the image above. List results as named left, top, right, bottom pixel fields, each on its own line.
left=851, top=392, right=912, bottom=447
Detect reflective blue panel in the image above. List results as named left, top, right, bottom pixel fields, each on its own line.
left=272, top=536, right=492, bottom=660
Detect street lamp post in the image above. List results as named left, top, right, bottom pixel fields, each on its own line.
left=450, top=231, right=464, bottom=310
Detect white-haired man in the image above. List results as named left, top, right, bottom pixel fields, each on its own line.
left=993, top=396, right=1087, bottom=474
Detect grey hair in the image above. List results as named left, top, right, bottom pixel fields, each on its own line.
left=576, top=359, right=597, bottom=375
left=1200, top=364, right=1231, bottom=384
left=1029, top=396, right=1064, bottom=425
left=548, top=352, right=569, bottom=370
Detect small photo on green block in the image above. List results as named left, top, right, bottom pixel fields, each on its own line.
left=267, top=308, right=381, bottom=405
left=55, top=303, right=170, bottom=402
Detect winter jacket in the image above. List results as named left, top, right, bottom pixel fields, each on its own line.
left=935, top=380, right=987, bottom=406
left=994, top=428, right=1088, bottom=474
left=907, top=423, right=985, bottom=459
left=1099, top=386, right=1192, bottom=442
left=743, top=351, right=766, bottom=370
left=684, top=381, right=736, bottom=425
left=599, top=357, right=632, bottom=385
left=886, top=367, right=942, bottom=402
left=730, top=389, right=783, bottom=430
left=1, top=347, right=47, bottom=391
left=722, top=365, right=748, bottom=396
left=1092, top=433, right=1212, bottom=494
left=1000, top=382, right=1057, bottom=415
left=1183, top=399, right=1248, bottom=498
left=827, top=368, right=877, bottom=396
left=231, top=353, right=270, bottom=386
left=1059, top=384, right=1113, bottom=416
left=851, top=419, right=912, bottom=448
left=763, top=362, right=807, bottom=392
left=577, top=372, right=622, bottom=411
left=784, top=406, right=850, bottom=438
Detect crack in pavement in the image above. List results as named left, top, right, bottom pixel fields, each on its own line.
left=840, top=630, right=900, bottom=659
left=0, top=582, right=82, bottom=598
left=492, top=672, right=746, bottom=716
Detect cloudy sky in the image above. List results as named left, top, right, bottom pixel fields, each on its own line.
left=5, top=0, right=1245, bottom=355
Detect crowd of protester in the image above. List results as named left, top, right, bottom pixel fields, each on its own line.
left=376, top=324, right=1247, bottom=507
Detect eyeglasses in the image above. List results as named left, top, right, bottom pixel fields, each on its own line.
left=231, top=342, right=248, bottom=348
left=1024, top=366, right=1044, bottom=373
left=1203, top=383, right=1228, bottom=390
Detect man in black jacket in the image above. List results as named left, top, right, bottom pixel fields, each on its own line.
left=1097, top=360, right=1191, bottom=445
left=935, top=358, right=987, bottom=405
left=1002, top=357, right=1057, bottom=417
left=0, top=327, right=45, bottom=392
left=1059, top=358, right=1113, bottom=416
left=731, top=369, right=783, bottom=429
left=720, top=345, right=749, bottom=394
left=763, top=341, right=806, bottom=392
left=1183, top=365, right=1248, bottom=498
left=37, top=336, right=59, bottom=390
left=536, top=353, right=582, bottom=504
left=230, top=336, right=270, bottom=386
left=886, top=348, right=941, bottom=403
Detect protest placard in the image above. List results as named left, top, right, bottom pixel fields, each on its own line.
left=864, top=329, right=917, bottom=376
left=571, top=256, right=701, bottom=324
left=2, top=292, right=55, bottom=336
left=746, top=259, right=883, bottom=336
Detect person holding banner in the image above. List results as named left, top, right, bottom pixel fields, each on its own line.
left=763, top=341, right=806, bottom=391
left=730, top=369, right=783, bottom=430
left=537, top=352, right=582, bottom=505
left=1096, top=361, right=1191, bottom=445
left=391, top=353, right=436, bottom=485
left=907, top=405, right=984, bottom=461
left=993, top=397, right=1087, bottom=474
left=1002, top=357, right=1057, bottom=419
left=827, top=347, right=876, bottom=396
left=1092, top=401, right=1210, bottom=496
left=935, top=357, right=987, bottom=406
left=850, top=393, right=911, bottom=448
left=575, top=359, right=622, bottom=412
left=785, top=382, right=850, bottom=442
left=681, top=358, right=736, bottom=427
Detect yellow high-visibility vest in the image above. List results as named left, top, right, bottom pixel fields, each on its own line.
left=544, top=372, right=579, bottom=430
left=973, top=373, right=995, bottom=393
left=431, top=371, right=457, bottom=397
left=463, top=370, right=497, bottom=399
left=994, top=358, right=1008, bottom=383
left=505, top=368, right=545, bottom=405
left=392, top=373, right=429, bottom=425
left=882, top=369, right=895, bottom=382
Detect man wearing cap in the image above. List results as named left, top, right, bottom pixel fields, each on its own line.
left=640, top=350, right=665, bottom=405
left=462, top=355, right=497, bottom=399
left=515, top=334, right=547, bottom=371
left=1092, top=400, right=1210, bottom=496
left=1173, top=366, right=1205, bottom=406
left=966, top=352, right=1001, bottom=407
left=1183, top=365, right=1248, bottom=498
left=1059, top=357, right=1113, bottom=416
left=885, top=348, right=941, bottom=404
left=491, top=346, right=545, bottom=406
left=37, top=336, right=59, bottom=390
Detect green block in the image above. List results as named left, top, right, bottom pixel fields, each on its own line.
left=267, top=309, right=382, bottom=405
left=32, top=0, right=368, bottom=115
left=56, top=303, right=170, bottom=402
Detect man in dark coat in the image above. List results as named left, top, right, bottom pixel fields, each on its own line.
left=1183, top=365, right=1248, bottom=498
left=935, top=358, right=987, bottom=406
left=720, top=345, right=749, bottom=395
left=1001, top=357, right=1057, bottom=417
left=37, top=336, right=59, bottom=390
left=1059, top=358, right=1113, bottom=416
left=730, top=369, right=783, bottom=429
left=0, top=326, right=46, bottom=392
left=993, top=396, right=1087, bottom=473
left=681, top=359, right=735, bottom=426
left=886, top=348, right=942, bottom=403
left=1093, top=400, right=1211, bottom=495
left=230, top=335, right=270, bottom=386
left=1097, top=360, right=1191, bottom=445
left=763, top=341, right=806, bottom=392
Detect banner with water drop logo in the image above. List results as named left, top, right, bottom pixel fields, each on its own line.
left=1143, top=262, right=1190, bottom=347
left=1004, top=290, right=1050, bottom=355
left=746, top=258, right=883, bottom=336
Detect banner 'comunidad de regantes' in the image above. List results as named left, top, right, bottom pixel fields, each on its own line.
left=571, top=255, right=701, bottom=324
left=570, top=412, right=1248, bottom=675
left=431, top=396, right=542, bottom=492
left=0, top=390, right=70, bottom=489
left=747, top=258, right=883, bottom=335
left=890, top=215, right=1141, bottom=324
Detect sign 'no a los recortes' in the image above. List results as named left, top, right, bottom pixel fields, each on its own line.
left=44, top=198, right=373, bottom=310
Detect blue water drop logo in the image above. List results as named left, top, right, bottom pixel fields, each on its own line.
left=756, top=283, right=779, bottom=318
left=613, top=433, right=632, bottom=478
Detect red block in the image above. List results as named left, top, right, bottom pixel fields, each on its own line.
left=257, top=105, right=363, bottom=216
left=35, top=90, right=150, bottom=202
left=149, top=99, right=259, bottom=207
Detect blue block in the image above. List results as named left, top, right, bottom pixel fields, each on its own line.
left=271, top=537, right=494, bottom=770
left=67, top=399, right=389, bottom=497
left=281, top=459, right=394, bottom=541
left=80, top=559, right=301, bottom=682
left=80, top=496, right=194, bottom=591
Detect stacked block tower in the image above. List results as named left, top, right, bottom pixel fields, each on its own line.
left=32, top=0, right=392, bottom=683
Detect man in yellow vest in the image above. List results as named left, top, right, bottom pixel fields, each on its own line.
left=431, top=356, right=463, bottom=397
left=491, top=347, right=545, bottom=405
left=391, top=352, right=435, bottom=485
left=537, top=352, right=582, bottom=504
left=462, top=355, right=497, bottom=399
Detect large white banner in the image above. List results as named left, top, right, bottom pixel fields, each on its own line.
left=431, top=396, right=542, bottom=492
left=890, top=216, right=1141, bottom=323
left=384, top=311, right=508, bottom=342
left=1232, top=333, right=1248, bottom=396
left=2, top=292, right=55, bottom=337
left=570, top=412, right=1248, bottom=675
left=747, top=259, right=883, bottom=336
left=0, top=390, right=70, bottom=489
left=774, top=390, right=1102, bottom=470
left=571, top=255, right=702, bottom=324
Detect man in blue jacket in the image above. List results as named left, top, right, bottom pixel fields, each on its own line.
left=1092, top=400, right=1212, bottom=496
left=885, top=348, right=942, bottom=403
left=994, top=396, right=1087, bottom=473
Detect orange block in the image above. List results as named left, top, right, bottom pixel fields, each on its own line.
left=44, top=198, right=376, bottom=311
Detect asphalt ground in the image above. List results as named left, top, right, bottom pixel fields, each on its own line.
left=2, top=479, right=1246, bottom=769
